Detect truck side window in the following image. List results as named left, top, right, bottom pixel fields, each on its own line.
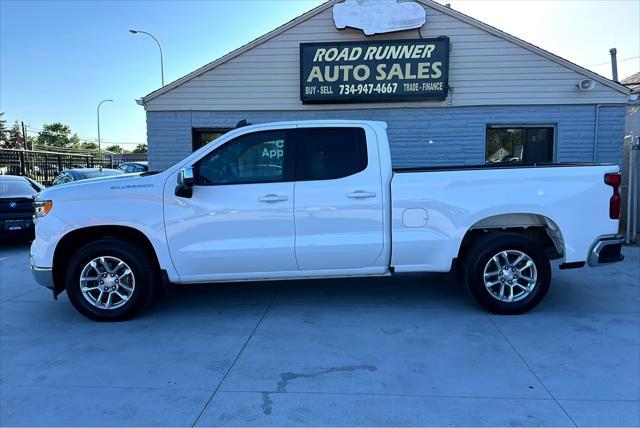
left=295, top=128, right=367, bottom=181
left=196, top=130, right=291, bottom=185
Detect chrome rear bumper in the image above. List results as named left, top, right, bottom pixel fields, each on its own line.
left=588, top=235, right=625, bottom=267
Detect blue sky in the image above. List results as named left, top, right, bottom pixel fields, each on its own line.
left=1, top=0, right=638, bottom=149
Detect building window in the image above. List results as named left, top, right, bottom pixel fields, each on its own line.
left=192, top=128, right=232, bottom=151
left=486, top=126, right=554, bottom=165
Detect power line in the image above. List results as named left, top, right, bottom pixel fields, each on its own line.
left=5, top=117, right=147, bottom=148
left=586, top=56, right=640, bottom=67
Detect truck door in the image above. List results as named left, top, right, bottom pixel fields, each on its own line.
left=164, top=128, right=298, bottom=281
left=293, top=126, right=385, bottom=270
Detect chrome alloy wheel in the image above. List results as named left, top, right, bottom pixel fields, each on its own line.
left=79, top=256, right=135, bottom=310
left=483, top=250, right=538, bottom=303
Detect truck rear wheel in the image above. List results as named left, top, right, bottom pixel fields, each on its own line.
left=464, top=232, right=551, bottom=314
left=65, top=238, right=155, bottom=321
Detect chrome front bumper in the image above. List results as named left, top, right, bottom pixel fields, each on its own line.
left=30, top=261, right=54, bottom=290
left=588, top=235, right=625, bottom=267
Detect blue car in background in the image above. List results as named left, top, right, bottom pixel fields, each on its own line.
left=51, top=168, right=124, bottom=186
left=117, top=161, right=148, bottom=174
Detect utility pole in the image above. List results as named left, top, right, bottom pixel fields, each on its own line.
left=21, top=122, right=28, bottom=150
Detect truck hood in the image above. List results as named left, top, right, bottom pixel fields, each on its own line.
left=37, top=172, right=165, bottom=202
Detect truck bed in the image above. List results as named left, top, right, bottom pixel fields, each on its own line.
left=389, top=162, right=620, bottom=272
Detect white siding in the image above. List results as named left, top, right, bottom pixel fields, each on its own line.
left=145, top=3, right=627, bottom=111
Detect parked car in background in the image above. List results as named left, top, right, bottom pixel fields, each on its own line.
left=117, top=161, right=148, bottom=174
left=30, top=120, right=624, bottom=321
left=1, top=175, right=44, bottom=239
left=51, top=168, right=123, bottom=186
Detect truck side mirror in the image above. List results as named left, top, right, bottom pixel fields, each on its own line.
left=175, top=167, right=195, bottom=198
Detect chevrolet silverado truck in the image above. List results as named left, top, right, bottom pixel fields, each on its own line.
left=30, top=120, right=624, bottom=321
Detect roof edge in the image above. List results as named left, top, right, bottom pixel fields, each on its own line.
left=418, top=0, right=629, bottom=95
left=141, top=0, right=335, bottom=103
left=142, top=0, right=630, bottom=104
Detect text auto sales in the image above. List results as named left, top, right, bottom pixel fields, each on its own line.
left=300, top=38, right=449, bottom=103
left=307, top=44, right=443, bottom=86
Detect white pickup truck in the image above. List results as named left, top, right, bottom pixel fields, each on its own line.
left=30, top=120, right=624, bottom=321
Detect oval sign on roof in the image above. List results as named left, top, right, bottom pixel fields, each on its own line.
left=332, top=0, right=427, bottom=36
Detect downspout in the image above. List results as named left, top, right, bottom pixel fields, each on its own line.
left=625, top=134, right=634, bottom=243
left=593, top=104, right=601, bottom=162
left=632, top=137, right=640, bottom=243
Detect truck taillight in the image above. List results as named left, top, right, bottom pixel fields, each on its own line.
left=604, top=173, right=621, bottom=219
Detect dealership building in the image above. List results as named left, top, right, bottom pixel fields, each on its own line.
left=140, top=0, right=630, bottom=170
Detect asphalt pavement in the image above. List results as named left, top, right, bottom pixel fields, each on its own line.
left=1, top=240, right=639, bottom=426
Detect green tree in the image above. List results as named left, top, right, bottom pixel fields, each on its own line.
left=79, top=141, right=98, bottom=151
left=36, top=122, right=74, bottom=148
left=2, top=121, right=25, bottom=149
left=69, top=133, right=81, bottom=148
left=132, top=143, right=147, bottom=154
left=0, top=112, right=7, bottom=145
left=105, top=144, right=125, bottom=153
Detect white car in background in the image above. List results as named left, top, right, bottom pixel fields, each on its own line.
left=333, top=0, right=427, bottom=35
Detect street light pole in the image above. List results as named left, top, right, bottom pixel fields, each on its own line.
left=129, top=29, right=164, bottom=86
left=97, top=99, right=113, bottom=158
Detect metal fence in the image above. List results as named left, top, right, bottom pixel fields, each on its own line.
left=0, top=149, right=146, bottom=186
left=622, top=135, right=640, bottom=244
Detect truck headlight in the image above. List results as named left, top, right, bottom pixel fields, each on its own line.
left=34, top=200, right=53, bottom=218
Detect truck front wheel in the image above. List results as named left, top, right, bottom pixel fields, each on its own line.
left=465, top=233, right=551, bottom=314
left=65, top=238, right=155, bottom=321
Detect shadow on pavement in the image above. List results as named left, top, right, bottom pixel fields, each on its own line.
left=151, top=271, right=476, bottom=318
left=0, top=237, right=32, bottom=251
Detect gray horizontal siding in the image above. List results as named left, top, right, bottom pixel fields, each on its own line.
left=146, top=112, right=192, bottom=168
left=596, top=106, right=626, bottom=163
left=147, top=105, right=625, bottom=171
left=145, top=2, right=626, bottom=111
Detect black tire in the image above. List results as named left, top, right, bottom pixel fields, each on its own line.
left=65, top=238, right=156, bottom=321
left=464, top=232, right=551, bottom=315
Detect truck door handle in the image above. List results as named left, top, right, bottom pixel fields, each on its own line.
left=259, top=194, right=288, bottom=203
left=346, top=190, right=376, bottom=199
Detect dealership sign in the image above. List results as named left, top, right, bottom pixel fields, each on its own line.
left=300, top=37, right=449, bottom=104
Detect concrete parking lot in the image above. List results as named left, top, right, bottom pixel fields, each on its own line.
left=1, top=241, right=639, bottom=427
